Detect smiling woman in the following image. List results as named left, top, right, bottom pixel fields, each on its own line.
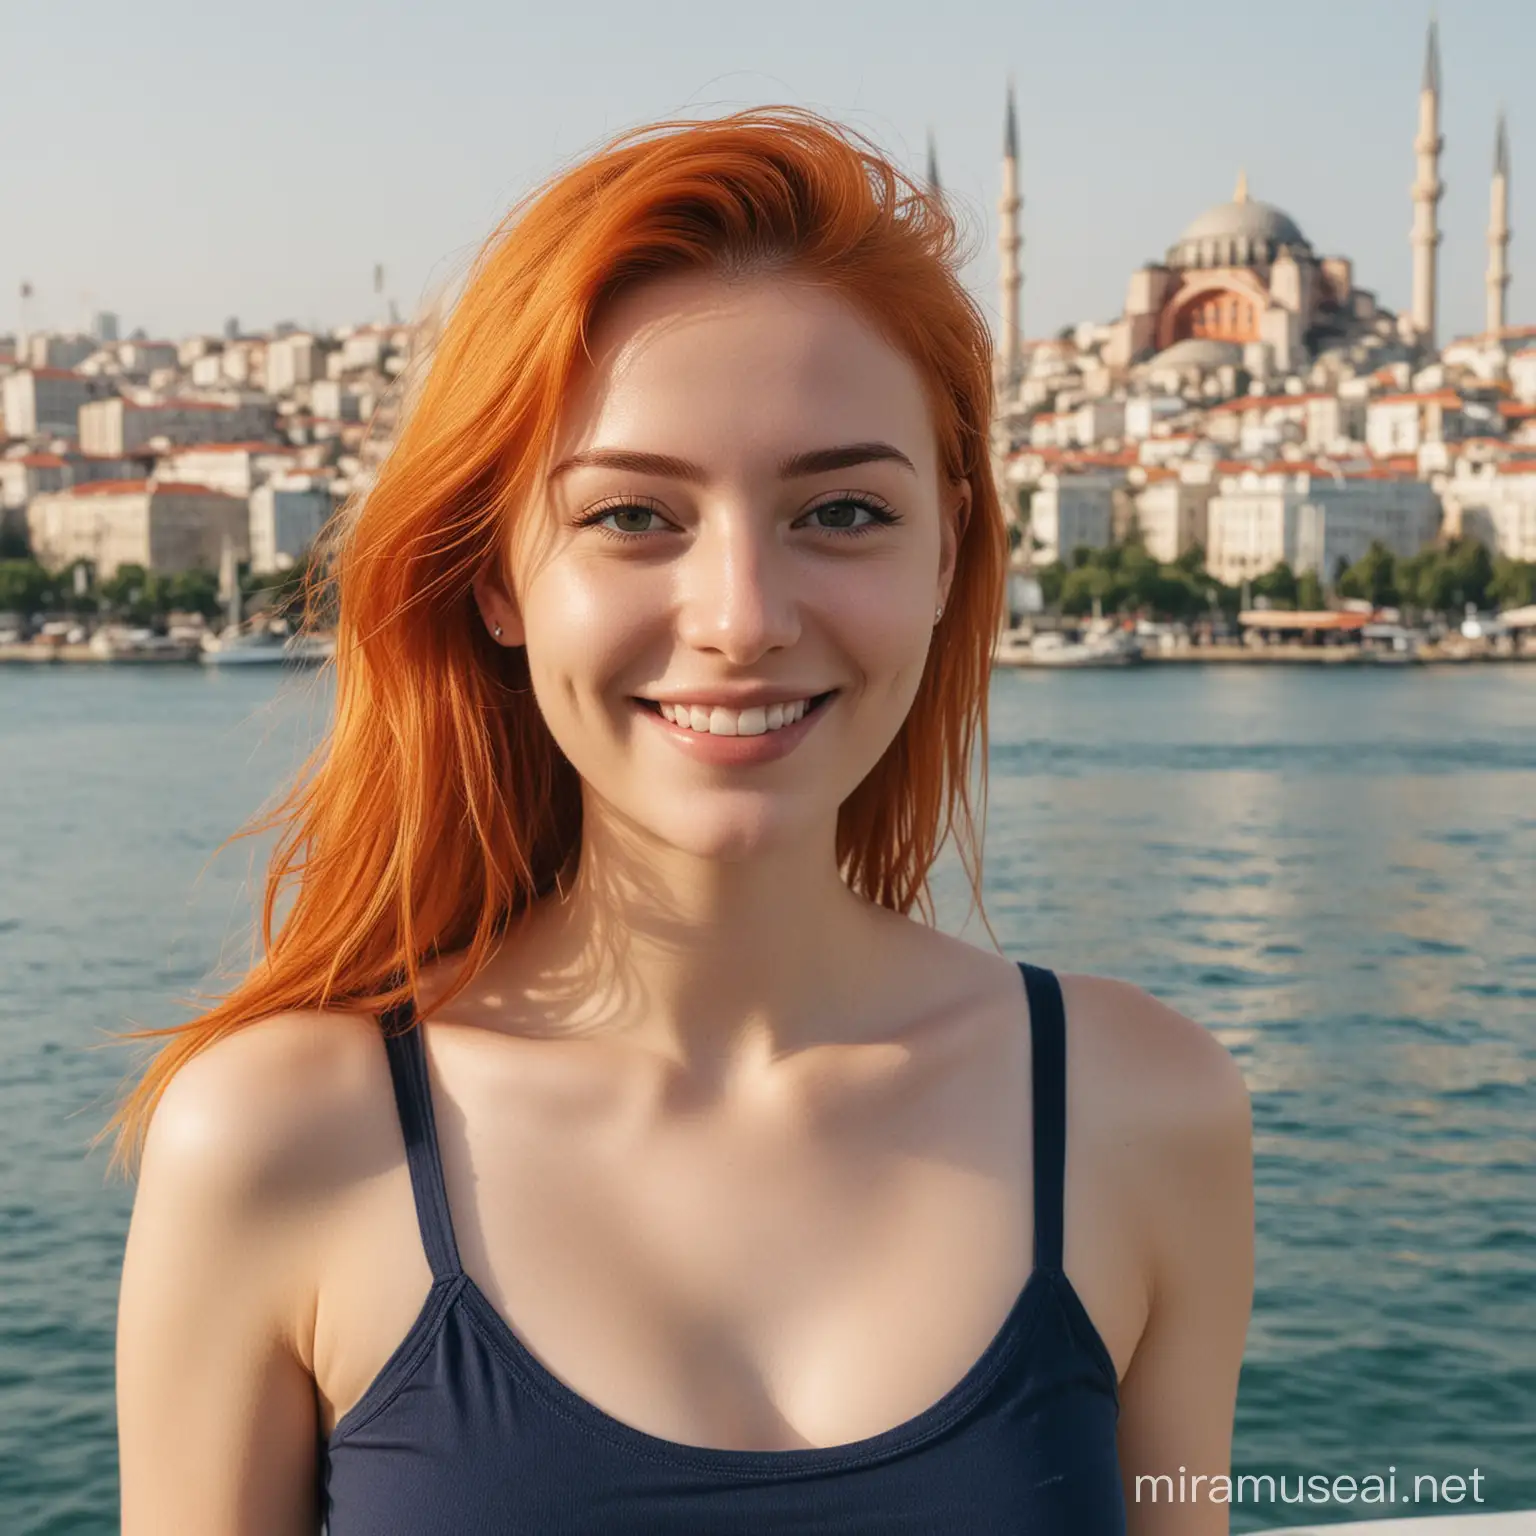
left=106, top=106, right=1251, bottom=1536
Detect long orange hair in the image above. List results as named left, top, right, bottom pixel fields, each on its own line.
left=98, top=105, right=1008, bottom=1177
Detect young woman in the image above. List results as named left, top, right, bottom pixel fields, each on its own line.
left=111, top=107, right=1253, bottom=1534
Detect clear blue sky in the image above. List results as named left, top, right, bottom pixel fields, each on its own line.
left=4, top=0, right=1530, bottom=347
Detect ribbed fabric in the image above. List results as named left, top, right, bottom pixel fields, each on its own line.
left=321, top=961, right=1125, bottom=1534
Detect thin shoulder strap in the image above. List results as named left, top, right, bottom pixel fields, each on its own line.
left=379, top=997, right=464, bottom=1283
left=1017, top=961, right=1066, bottom=1273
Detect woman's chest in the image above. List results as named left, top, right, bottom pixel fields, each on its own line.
left=313, top=999, right=1144, bottom=1448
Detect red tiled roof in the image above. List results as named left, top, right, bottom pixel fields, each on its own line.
left=66, top=478, right=236, bottom=498
left=161, top=440, right=293, bottom=454
left=1207, top=392, right=1328, bottom=414
left=1372, top=390, right=1462, bottom=407
left=16, top=453, right=66, bottom=467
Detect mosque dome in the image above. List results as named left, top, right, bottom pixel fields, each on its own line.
left=1166, top=173, right=1312, bottom=269
left=1148, top=337, right=1244, bottom=372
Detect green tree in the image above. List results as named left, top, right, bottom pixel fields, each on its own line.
left=164, top=568, right=222, bottom=618
left=1297, top=570, right=1324, bottom=611
left=0, top=560, right=58, bottom=616
left=1489, top=556, right=1536, bottom=610
left=1337, top=540, right=1399, bottom=608
left=1174, top=541, right=1207, bottom=577
left=99, top=563, right=155, bottom=624
left=1253, top=560, right=1299, bottom=609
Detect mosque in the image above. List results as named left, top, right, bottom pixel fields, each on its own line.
left=962, top=20, right=1514, bottom=391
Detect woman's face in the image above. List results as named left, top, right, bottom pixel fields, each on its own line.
left=477, top=269, right=967, bottom=864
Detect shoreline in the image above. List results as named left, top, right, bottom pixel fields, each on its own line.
left=4, top=641, right=1533, bottom=668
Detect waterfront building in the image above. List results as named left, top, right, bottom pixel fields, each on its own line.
left=1024, top=471, right=1118, bottom=564
left=1206, top=467, right=1440, bottom=584
left=249, top=474, right=333, bottom=572
left=1131, top=466, right=1214, bottom=565
left=26, top=479, right=248, bottom=577
left=1438, top=459, right=1536, bottom=560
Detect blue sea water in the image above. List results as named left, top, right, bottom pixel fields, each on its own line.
left=0, top=662, right=1532, bottom=1533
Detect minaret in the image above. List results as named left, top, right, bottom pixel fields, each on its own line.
left=997, top=79, right=1023, bottom=387
left=1487, top=110, right=1511, bottom=337
left=926, top=128, right=942, bottom=200
left=1411, top=18, right=1444, bottom=347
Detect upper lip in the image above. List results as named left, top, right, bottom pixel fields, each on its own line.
left=635, top=687, right=836, bottom=708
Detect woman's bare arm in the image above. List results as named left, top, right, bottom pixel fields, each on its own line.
left=1112, top=987, right=1256, bottom=1536
left=116, top=1012, right=370, bottom=1535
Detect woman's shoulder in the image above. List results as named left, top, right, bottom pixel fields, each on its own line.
left=139, top=1006, right=399, bottom=1209
left=1056, top=968, right=1251, bottom=1140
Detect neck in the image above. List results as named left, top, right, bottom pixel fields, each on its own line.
left=492, top=810, right=899, bottom=1072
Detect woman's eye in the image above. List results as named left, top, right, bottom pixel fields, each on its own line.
left=602, top=506, right=658, bottom=535
left=576, top=494, right=900, bottom=542
left=804, top=497, right=901, bottom=536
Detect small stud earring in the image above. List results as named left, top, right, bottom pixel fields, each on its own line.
left=493, top=624, right=503, bottom=639
left=934, top=604, right=944, bottom=624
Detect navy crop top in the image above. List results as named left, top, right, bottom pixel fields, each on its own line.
left=320, top=960, right=1126, bottom=1532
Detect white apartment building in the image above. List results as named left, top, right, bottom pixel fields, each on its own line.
left=1025, top=471, right=1118, bottom=563
left=0, top=452, right=69, bottom=509
left=266, top=333, right=320, bottom=394
left=78, top=396, right=274, bottom=456
left=220, top=340, right=266, bottom=386
left=1206, top=467, right=1440, bottom=584
left=1364, top=391, right=1470, bottom=456
left=117, top=340, right=180, bottom=374
left=1510, top=348, right=1536, bottom=404
left=27, top=479, right=249, bottom=576
left=309, top=379, right=363, bottom=422
left=1122, top=395, right=1185, bottom=440
left=1132, top=468, right=1213, bottom=563
left=23, top=333, right=96, bottom=370
left=2, top=368, right=111, bottom=437
left=157, top=442, right=300, bottom=497
left=249, top=475, right=333, bottom=571
left=1439, top=460, right=1536, bottom=560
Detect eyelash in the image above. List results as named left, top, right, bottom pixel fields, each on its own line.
left=572, top=493, right=904, bottom=543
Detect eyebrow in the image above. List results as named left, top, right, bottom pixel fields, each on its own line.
left=546, top=441, right=918, bottom=483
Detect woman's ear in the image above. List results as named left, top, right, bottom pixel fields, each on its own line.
left=938, top=479, right=970, bottom=611
left=471, top=564, right=525, bottom=647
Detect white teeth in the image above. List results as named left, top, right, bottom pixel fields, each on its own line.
left=656, top=697, right=816, bottom=734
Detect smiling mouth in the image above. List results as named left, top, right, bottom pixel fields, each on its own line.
left=632, top=690, right=838, bottom=732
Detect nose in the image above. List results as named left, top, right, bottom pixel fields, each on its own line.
left=672, top=511, right=799, bottom=663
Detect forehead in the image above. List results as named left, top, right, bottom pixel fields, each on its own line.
left=553, top=271, right=939, bottom=473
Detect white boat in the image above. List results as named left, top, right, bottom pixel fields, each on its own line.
left=87, top=626, right=198, bottom=662
left=1025, top=630, right=1143, bottom=667
left=199, top=625, right=333, bottom=666
left=1360, top=622, right=1423, bottom=664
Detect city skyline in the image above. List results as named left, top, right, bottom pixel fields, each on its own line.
left=3, top=0, right=1532, bottom=348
